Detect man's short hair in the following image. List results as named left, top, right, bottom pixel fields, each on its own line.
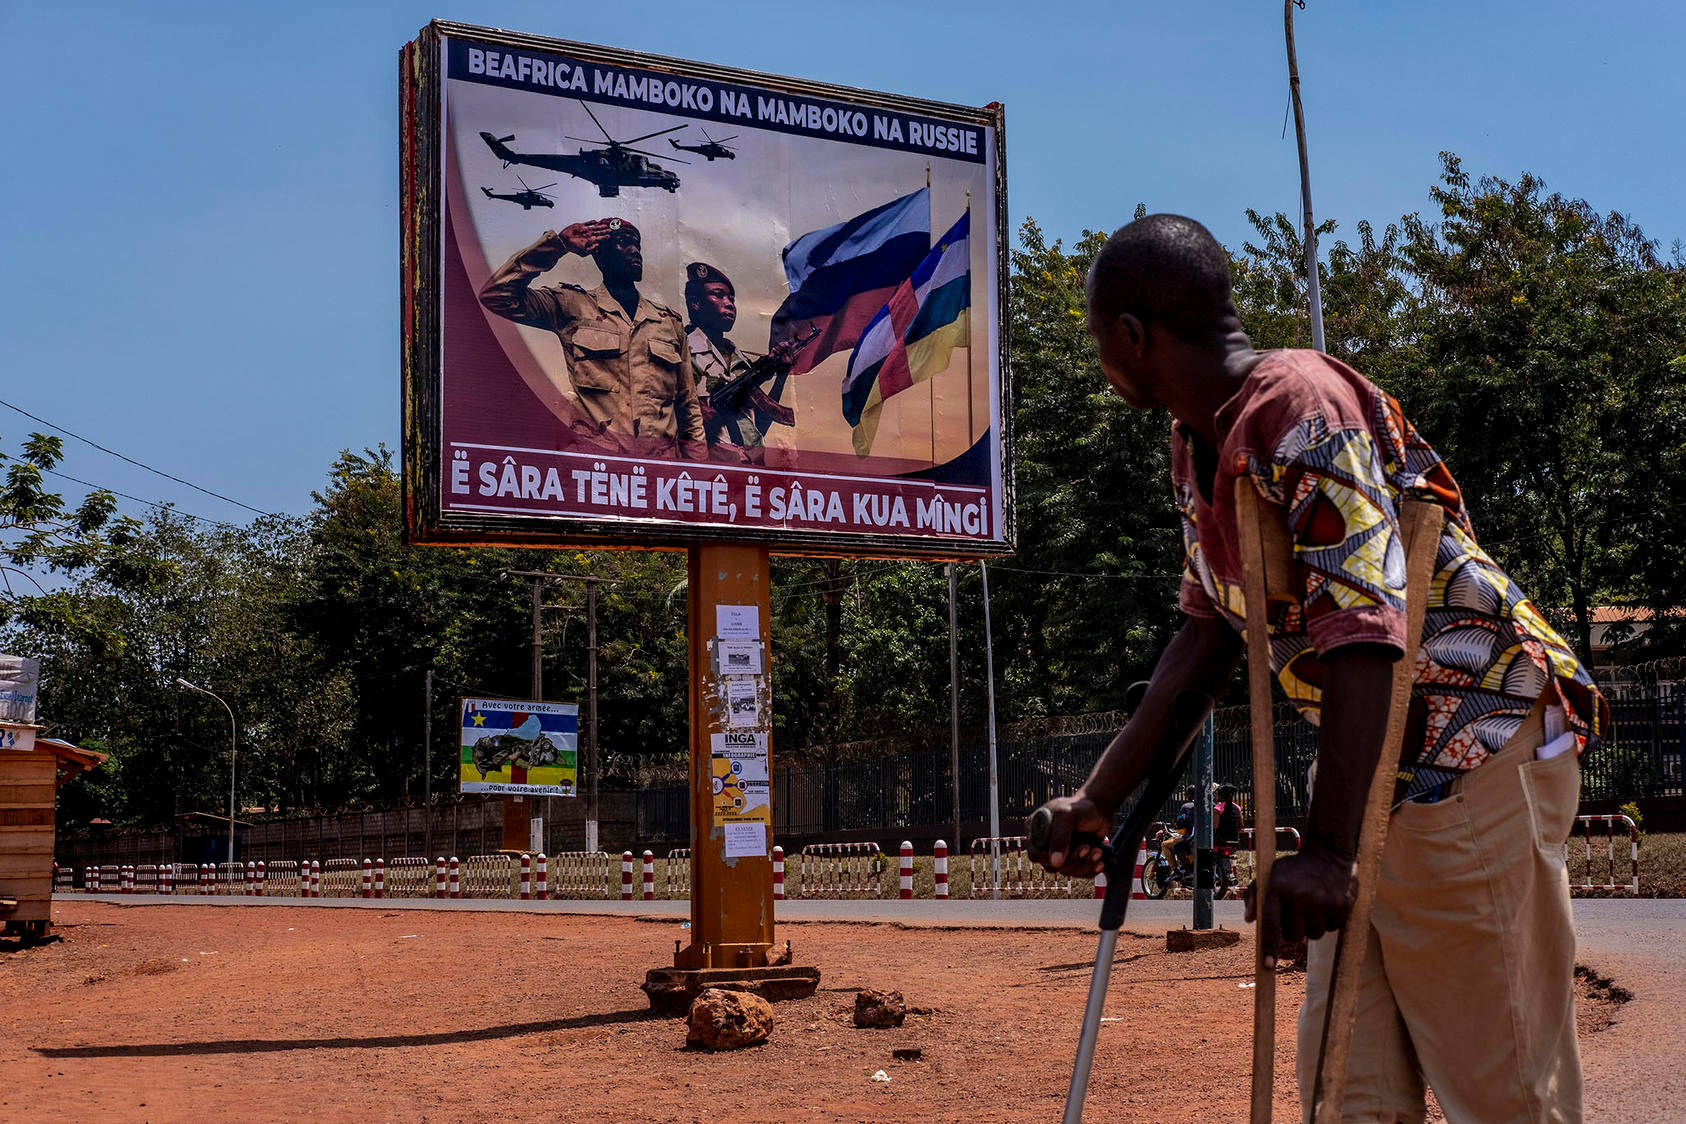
left=1089, top=214, right=1234, bottom=341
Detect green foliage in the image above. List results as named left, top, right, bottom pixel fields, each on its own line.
left=10, top=156, right=1686, bottom=825
left=0, top=431, right=129, bottom=618
left=1620, top=800, right=1644, bottom=838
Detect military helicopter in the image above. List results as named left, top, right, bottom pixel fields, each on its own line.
left=480, top=174, right=557, bottom=210
left=478, top=102, right=687, bottom=198
left=670, top=128, right=738, bottom=161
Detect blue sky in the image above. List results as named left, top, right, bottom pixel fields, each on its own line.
left=2, top=1, right=1681, bottom=525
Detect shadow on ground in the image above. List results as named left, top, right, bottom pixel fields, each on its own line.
left=34, top=1007, right=664, bottom=1058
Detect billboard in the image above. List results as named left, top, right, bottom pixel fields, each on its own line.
left=458, top=698, right=579, bottom=795
left=402, top=21, right=1010, bottom=557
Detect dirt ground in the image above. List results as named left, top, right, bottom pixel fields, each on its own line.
left=0, top=902, right=1626, bottom=1123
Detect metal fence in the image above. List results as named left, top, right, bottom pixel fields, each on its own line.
left=632, top=681, right=1684, bottom=843
left=56, top=682, right=1683, bottom=868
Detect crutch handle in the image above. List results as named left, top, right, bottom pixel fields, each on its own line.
left=1027, top=807, right=1112, bottom=862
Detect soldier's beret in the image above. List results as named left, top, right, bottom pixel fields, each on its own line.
left=686, top=262, right=734, bottom=293
left=601, top=218, right=640, bottom=244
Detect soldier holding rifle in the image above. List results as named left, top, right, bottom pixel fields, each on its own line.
left=683, top=262, right=807, bottom=463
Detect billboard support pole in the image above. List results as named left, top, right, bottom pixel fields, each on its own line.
left=679, top=544, right=774, bottom=969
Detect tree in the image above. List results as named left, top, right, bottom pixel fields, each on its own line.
left=0, top=432, right=125, bottom=616
left=1400, top=154, right=1686, bottom=659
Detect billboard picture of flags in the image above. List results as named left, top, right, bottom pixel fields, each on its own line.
left=770, top=187, right=932, bottom=375
left=842, top=209, right=971, bottom=455
left=459, top=698, right=579, bottom=796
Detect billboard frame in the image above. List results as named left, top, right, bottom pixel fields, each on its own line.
left=401, top=20, right=1013, bottom=559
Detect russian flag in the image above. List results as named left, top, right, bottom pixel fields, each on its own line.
left=841, top=210, right=971, bottom=455
left=770, top=187, right=931, bottom=375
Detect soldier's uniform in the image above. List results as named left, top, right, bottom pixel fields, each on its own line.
left=480, top=230, right=705, bottom=457
left=685, top=263, right=794, bottom=462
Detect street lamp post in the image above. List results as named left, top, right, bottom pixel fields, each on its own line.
left=175, top=678, right=237, bottom=866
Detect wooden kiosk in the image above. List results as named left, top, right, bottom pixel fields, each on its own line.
left=1, top=726, right=105, bottom=942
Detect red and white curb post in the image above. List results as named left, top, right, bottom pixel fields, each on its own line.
left=934, top=840, right=948, bottom=899
left=642, top=851, right=654, bottom=901
left=621, top=851, right=634, bottom=900
left=448, top=856, right=460, bottom=899
left=520, top=853, right=533, bottom=900
left=899, top=841, right=914, bottom=899
left=535, top=853, right=548, bottom=900
left=1130, top=843, right=1148, bottom=900
left=435, top=857, right=447, bottom=898
left=773, top=846, right=785, bottom=900
left=310, top=860, right=322, bottom=898
left=374, top=858, right=385, bottom=898
left=362, top=859, right=373, bottom=898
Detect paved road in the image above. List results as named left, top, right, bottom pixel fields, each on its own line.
left=60, top=893, right=1683, bottom=1117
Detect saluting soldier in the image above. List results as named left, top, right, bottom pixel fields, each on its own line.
left=684, top=262, right=797, bottom=464
left=480, top=219, right=706, bottom=459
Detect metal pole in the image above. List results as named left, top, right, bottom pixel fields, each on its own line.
left=586, top=578, right=600, bottom=853
left=980, top=560, right=1001, bottom=899
left=424, top=668, right=433, bottom=860
left=1193, top=712, right=1215, bottom=930
left=174, top=679, right=237, bottom=865
left=1286, top=0, right=1326, bottom=352
left=530, top=577, right=544, bottom=699
left=225, top=699, right=237, bottom=868
left=947, top=564, right=962, bottom=854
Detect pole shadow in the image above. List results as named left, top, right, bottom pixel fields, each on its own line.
left=35, top=1007, right=664, bottom=1058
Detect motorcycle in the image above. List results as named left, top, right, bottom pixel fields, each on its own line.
left=1141, top=824, right=1240, bottom=899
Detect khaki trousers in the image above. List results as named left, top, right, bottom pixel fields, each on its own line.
left=1297, top=699, right=1584, bottom=1123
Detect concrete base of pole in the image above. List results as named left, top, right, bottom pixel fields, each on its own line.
left=1166, top=926, right=1241, bottom=952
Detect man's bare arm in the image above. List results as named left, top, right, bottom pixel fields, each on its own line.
left=1029, top=615, right=1241, bottom=875
left=478, top=221, right=612, bottom=327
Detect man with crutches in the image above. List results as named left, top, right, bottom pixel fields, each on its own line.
left=1030, top=213, right=1608, bottom=1122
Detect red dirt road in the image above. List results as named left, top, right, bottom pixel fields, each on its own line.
left=0, top=902, right=1614, bottom=1122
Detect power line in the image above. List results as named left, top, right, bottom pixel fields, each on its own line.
left=989, top=564, right=1182, bottom=582
left=0, top=396, right=275, bottom=517
left=40, top=466, right=244, bottom=531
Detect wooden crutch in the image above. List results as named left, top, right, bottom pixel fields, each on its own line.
left=1235, top=479, right=1442, bottom=1124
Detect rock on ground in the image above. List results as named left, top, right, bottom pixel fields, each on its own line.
left=854, top=988, right=907, bottom=1028
left=686, top=987, right=774, bottom=1050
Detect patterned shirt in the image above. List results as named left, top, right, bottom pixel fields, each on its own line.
left=1174, top=350, right=1608, bottom=801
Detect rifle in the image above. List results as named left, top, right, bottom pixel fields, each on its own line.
left=702, top=326, right=819, bottom=418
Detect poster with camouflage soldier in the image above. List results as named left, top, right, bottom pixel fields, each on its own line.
left=459, top=698, right=579, bottom=796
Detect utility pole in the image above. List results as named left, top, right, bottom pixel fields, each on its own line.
left=502, top=570, right=618, bottom=853
left=947, top=563, right=962, bottom=857
left=980, top=560, right=1001, bottom=900
left=1285, top=0, right=1326, bottom=352
left=1192, top=712, right=1215, bottom=930
left=424, top=668, right=433, bottom=859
